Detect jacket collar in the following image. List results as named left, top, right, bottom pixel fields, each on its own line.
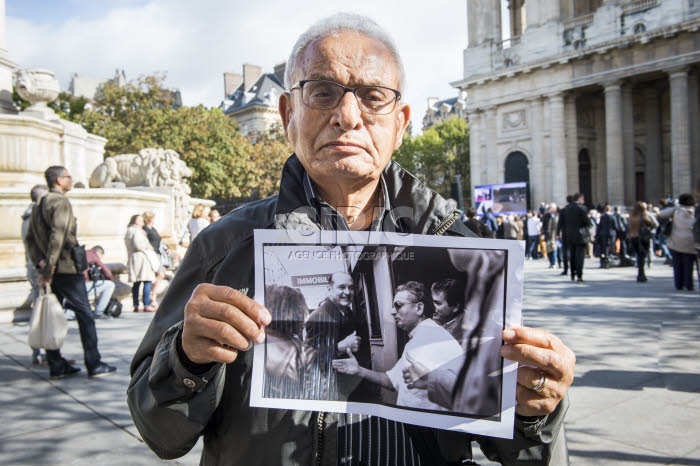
left=273, top=154, right=461, bottom=236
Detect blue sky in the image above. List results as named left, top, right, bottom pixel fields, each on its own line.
left=5, top=0, right=469, bottom=130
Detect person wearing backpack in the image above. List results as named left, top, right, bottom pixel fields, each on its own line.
left=659, top=193, right=697, bottom=291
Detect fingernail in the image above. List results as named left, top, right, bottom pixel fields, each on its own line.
left=255, top=329, right=266, bottom=344
left=503, top=329, right=516, bottom=340
left=260, top=309, right=271, bottom=326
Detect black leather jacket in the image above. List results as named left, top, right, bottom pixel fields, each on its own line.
left=127, top=155, right=569, bottom=465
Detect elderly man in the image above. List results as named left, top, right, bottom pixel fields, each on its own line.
left=304, top=271, right=370, bottom=400
left=128, top=13, right=575, bottom=465
left=333, top=281, right=463, bottom=411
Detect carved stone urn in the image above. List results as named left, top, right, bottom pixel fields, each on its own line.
left=14, top=68, right=60, bottom=120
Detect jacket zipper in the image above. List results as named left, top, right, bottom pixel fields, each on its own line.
left=434, top=210, right=460, bottom=236
left=314, top=411, right=325, bottom=466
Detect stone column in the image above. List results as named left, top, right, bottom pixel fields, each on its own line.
left=604, top=81, right=624, bottom=205
left=467, top=0, right=503, bottom=46
left=484, top=106, right=499, bottom=181
left=527, top=97, right=544, bottom=205
left=643, top=86, right=662, bottom=202
left=549, top=93, right=568, bottom=204
left=688, top=71, right=700, bottom=191
left=622, top=86, right=635, bottom=204
left=468, top=110, right=482, bottom=190
left=564, top=94, right=578, bottom=201
left=668, top=68, right=692, bottom=195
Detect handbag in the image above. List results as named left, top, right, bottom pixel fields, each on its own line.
left=144, top=249, right=162, bottom=273
left=27, top=287, right=68, bottom=350
left=71, top=245, right=89, bottom=272
left=158, top=241, right=172, bottom=269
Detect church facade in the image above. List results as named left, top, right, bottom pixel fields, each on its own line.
left=453, top=0, right=700, bottom=208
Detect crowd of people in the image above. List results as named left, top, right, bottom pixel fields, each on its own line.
left=464, top=191, right=700, bottom=289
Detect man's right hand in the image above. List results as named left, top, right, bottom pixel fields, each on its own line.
left=181, top=284, right=271, bottom=365
left=337, top=331, right=361, bottom=353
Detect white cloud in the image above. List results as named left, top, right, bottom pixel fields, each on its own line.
left=6, top=0, right=467, bottom=130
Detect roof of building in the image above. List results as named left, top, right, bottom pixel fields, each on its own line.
left=223, top=73, right=285, bottom=115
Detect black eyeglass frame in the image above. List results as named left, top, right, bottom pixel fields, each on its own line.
left=290, top=79, right=402, bottom=115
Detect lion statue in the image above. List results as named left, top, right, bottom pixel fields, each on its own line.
left=89, top=148, right=192, bottom=193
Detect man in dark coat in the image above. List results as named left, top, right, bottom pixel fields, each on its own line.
left=304, top=271, right=371, bottom=401
left=558, top=193, right=591, bottom=282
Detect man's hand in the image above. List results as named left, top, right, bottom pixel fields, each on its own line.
left=501, top=326, right=576, bottom=417
left=181, top=284, right=271, bottom=365
left=402, top=365, right=429, bottom=390
left=338, top=331, right=361, bottom=353
left=332, top=349, right=360, bottom=375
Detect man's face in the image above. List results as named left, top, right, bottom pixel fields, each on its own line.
left=328, top=273, right=354, bottom=309
left=57, top=170, right=73, bottom=193
left=279, top=31, right=410, bottom=190
left=431, top=290, right=460, bottom=324
left=391, top=290, right=422, bottom=332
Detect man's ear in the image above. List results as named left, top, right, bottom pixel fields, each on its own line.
left=416, top=302, right=424, bottom=317
left=279, top=92, right=293, bottom=140
left=393, top=102, right=411, bottom=151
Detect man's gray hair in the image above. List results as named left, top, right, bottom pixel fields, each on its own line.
left=284, top=12, right=405, bottom=92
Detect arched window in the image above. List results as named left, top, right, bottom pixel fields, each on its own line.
left=505, top=151, right=531, bottom=209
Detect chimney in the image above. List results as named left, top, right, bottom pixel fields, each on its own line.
left=427, top=97, right=439, bottom=109
left=224, top=72, right=243, bottom=96
left=242, top=64, right=262, bottom=92
left=273, top=62, right=286, bottom=87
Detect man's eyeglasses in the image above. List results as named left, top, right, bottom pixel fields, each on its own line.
left=60, top=174, right=72, bottom=180
left=290, top=79, right=401, bottom=115
left=392, top=301, right=419, bottom=310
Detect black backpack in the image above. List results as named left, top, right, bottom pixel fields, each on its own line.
left=105, top=298, right=122, bottom=318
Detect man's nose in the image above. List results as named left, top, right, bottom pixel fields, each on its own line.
left=331, top=91, right=363, bottom=130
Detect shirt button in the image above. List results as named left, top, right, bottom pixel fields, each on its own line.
left=183, top=378, right=196, bottom=389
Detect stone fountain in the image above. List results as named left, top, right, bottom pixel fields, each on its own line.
left=0, top=3, right=211, bottom=321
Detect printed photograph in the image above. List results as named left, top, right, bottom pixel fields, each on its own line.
left=251, top=230, right=523, bottom=438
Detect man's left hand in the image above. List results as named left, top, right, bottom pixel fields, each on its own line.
left=501, top=326, right=575, bottom=417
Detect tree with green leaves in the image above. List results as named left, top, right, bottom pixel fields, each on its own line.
left=68, top=74, right=290, bottom=200
left=393, top=117, right=470, bottom=204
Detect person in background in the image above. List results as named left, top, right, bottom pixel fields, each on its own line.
left=124, top=214, right=157, bottom=312
left=25, top=166, right=116, bottom=379
left=542, top=203, right=559, bottom=269
left=627, top=202, right=658, bottom=283
left=208, top=208, right=221, bottom=223
left=659, top=194, right=697, bottom=290
left=263, top=285, right=309, bottom=399
left=464, top=207, right=493, bottom=238
left=526, top=211, right=542, bottom=260
left=180, top=203, right=210, bottom=248
left=21, top=184, right=49, bottom=365
left=596, top=205, right=617, bottom=269
left=430, top=278, right=466, bottom=344
left=142, top=211, right=168, bottom=304
left=84, top=245, right=116, bottom=318
left=481, top=207, right=498, bottom=234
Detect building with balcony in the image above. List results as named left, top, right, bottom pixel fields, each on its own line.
left=453, top=0, right=700, bottom=208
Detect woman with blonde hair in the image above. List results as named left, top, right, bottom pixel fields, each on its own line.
left=180, top=203, right=210, bottom=247
left=627, top=201, right=658, bottom=283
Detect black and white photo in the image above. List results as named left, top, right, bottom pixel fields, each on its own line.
left=253, top=229, right=523, bottom=439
